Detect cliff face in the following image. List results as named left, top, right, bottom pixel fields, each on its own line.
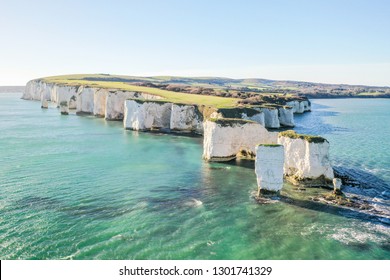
left=286, top=100, right=311, bottom=113
left=255, top=145, right=284, bottom=192
left=262, top=108, right=280, bottom=128
left=124, top=100, right=205, bottom=134
left=303, top=100, right=311, bottom=112
left=93, top=89, right=108, bottom=117
left=278, top=107, right=295, bottom=127
left=55, top=85, right=78, bottom=108
left=217, top=108, right=266, bottom=127
left=124, top=100, right=172, bottom=131
left=24, top=80, right=78, bottom=108
left=170, top=104, right=203, bottom=134
left=203, top=120, right=278, bottom=161
left=241, top=110, right=265, bottom=127
left=23, top=80, right=164, bottom=120
left=23, top=80, right=43, bottom=100
left=278, top=134, right=334, bottom=185
left=76, top=87, right=95, bottom=114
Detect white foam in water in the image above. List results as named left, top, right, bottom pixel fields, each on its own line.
left=183, top=198, right=203, bottom=207
left=328, top=222, right=390, bottom=245
left=301, top=221, right=390, bottom=245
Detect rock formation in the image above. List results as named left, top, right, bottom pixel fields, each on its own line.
left=277, top=130, right=334, bottom=185
left=41, top=99, right=48, bottom=109
left=255, top=144, right=284, bottom=193
left=333, top=178, right=342, bottom=195
left=203, top=119, right=278, bottom=161
left=76, top=87, right=95, bottom=115
left=217, top=108, right=265, bottom=127
left=124, top=99, right=172, bottom=131
left=92, top=89, right=107, bottom=117
left=286, top=100, right=311, bottom=113
left=262, top=107, right=280, bottom=128
left=60, top=101, right=69, bottom=115
left=170, top=104, right=203, bottom=134
left=278, top=106, right=295, bottom=127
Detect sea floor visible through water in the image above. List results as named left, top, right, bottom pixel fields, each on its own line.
left=0, top=93, right=389, bottom=259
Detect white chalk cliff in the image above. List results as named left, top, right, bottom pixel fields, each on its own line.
left=170, top=104, right=203, bottom=134
left=278, top=106, right=295, bottom=127
left=262, top=107, right=280, bottom=128
left=124, top=100, right=172, bottom=131
left=255, top=145, right=284, bottom=192
left=25, top=79, right=339, bottom=192
left=23, top=80, right=163, bottom=120
left=203, top=119, right=278, bottom=161
left=241, top=110, right=265, bottom=127
left=286, top=100, right=311, bottom=114
left=124, top=101, right=205, bottom=134
left=76, top=87, right=95, bottom=114
left=277, top=131, right=334, bottom=184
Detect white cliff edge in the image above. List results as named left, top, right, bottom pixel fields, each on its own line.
left=124, top=100, right=172, bottom=131
left=170, top=104, right=203, bottom=134
left=202, top=119, right=278, bottom=161
left=277, top=130, right=334, bottom=185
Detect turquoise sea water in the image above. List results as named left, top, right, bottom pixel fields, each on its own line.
left=0, top=93, right=389, bottom=260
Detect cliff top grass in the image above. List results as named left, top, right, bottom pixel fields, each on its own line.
left=36, top=73, right=390, bottom=98
left=40, top=75, right=239, bottom=108
left=128, top=98, right=172, bottom=105
left=217, top=107, right=261, bottom=118
left=279, top=130, right=327, bottom=143
left=208, top=117, right=256, bottom=126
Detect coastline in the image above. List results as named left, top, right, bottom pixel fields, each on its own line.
left=19, top=80, right=390, bottom=220
left=1, top=91, right=389, bottom=259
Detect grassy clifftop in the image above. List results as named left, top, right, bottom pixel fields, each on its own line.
left=40, top=73, right=390, bottom=98
left=41, top=75, right=239, bottom=108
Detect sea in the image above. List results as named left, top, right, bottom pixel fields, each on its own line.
left=0, top=93, right=389, bottom=259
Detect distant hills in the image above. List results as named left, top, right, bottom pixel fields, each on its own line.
left=5, top=74, right=390, bottom=98
left=72, top=74, right=390, bottom=98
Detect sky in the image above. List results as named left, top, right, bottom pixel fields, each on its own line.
left=0, top=0, right=389, bottom=86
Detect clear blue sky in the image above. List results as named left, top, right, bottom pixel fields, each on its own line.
left=1, top=0, right=389, bottom=86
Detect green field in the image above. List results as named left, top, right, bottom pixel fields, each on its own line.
left=42, top=75, right=239, bottom=108
left=39, top=74, right=389, bottom=107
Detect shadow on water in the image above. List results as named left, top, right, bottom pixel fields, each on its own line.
left=220, top=159, right=255, bottom=169
left=16, top=196, right=61, bottom=211
left=15, top=195, right=135, bottom=220
left=203, top=158, right=256, bottom=171
left=279, top=194, right=389, bottom=226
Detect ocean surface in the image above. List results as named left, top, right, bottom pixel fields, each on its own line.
left=1, top=93, right=389, bottom=260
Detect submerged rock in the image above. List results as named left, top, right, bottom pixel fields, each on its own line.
left=315, top=192, right=372, bottom=210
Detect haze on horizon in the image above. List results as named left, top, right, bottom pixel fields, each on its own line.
left=0, top=0, right=389, bottom=86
